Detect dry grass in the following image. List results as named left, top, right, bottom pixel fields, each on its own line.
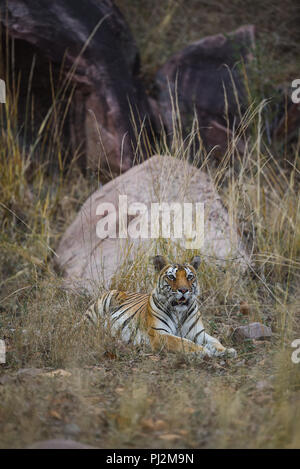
left=1, top=1, right=300, bottom=449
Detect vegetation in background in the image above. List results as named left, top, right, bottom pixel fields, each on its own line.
left=116, top=0, right=300, bottom=85
left=0, top=0, right=300, bottom=449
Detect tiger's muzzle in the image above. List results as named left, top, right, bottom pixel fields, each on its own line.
left=173, top=288, right=192, bottom=305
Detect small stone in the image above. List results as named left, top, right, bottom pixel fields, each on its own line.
left=0, top=375, right=13, bottom=385
left=64, top=423, right=81, bottom=436
left=235, top=360, right=246, bottom=367
left=16, top=368, right=44, bottom=378
left=28, top=439, right=96, bottom=449
left=233, top=322, right=272, bottom=342
left=256, top=380, right=270, bottom=391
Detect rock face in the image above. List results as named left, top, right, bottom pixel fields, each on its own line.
left=155, top=25, right=255, bottom=158
left=233, top=322, right=272, bottom=342
left=56, top=154, right=251, bottom=293
left=1, top=4, right=257, bottom=171
left=0, top=0, right=155, bottom=173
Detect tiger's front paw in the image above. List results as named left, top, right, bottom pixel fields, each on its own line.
left=204, top=344, right=237, bottom=359
left=223, top=347, right=237, bottom=358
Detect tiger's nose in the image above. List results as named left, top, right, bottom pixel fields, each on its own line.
left=178, top=288, right=188, bottom=294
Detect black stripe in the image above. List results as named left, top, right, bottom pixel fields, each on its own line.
left=186, top=315, right=200, bottom=336
left=86, top=312, right=96, bottom=324
left=152, top=295, right=169, bottom=315
left=121, top=302, right=145, bottom=330
left=112, top=295, right=147, bottom=312
left=152, top=312, right=171, bottom=329
left=151, top=327, right=170, bottom=334
left=111, top=303, right=138, bottom=325
left=103, top=293, right=110, bottom=313
left=180, top=303, right=197, bottom=326
left=152, top=295, right=167, bottom=313
left=193, top=329, right=205, bottom=343
left=152, top=295, right=176, bottom=326
left=85, top=303, right=96, bottom=321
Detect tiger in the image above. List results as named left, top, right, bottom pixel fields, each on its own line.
left=83, top=255, right=237, bottom=358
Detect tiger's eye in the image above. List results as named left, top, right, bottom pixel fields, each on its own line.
left=167, top=274, right=176, bottom=281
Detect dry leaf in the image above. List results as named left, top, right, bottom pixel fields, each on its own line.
left=240, top=301, right=250, bottom=315
left=43, top=369, right=72, bottom=378
left=141, top=418, right=168, bottom=431
left=49, top=409, right=62, bottom=420
left=141, top=418, right=155, bottom=430
left=253, top=339, right=268, bottom=346
left=85, top=396, right=103, bottom=405
left=104, top=351, right=117, bottom=359
left=186, top=407, right=195, bottom=414
left=159, top=434, right=180, bottom=441
left=155, top=419, right=168, bottom=430
left=149, top=355, right=160, bottom=362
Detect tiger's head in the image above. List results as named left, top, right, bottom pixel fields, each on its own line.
left=152, top=255, right=201, bottom=309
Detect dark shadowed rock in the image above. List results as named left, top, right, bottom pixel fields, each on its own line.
left=28, top=439, right=97, bottom=449
left=0, top=0, right=155, bottom=173
left=233, top=322, right=272, bottom=342
left=155, top=25, right=255, bottom=159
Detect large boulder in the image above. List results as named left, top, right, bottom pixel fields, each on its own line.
left=0, top=0, right=155, bottom=173
left=56, top=155, right=251, bottom=293
left=155, top=25, right=255, bottom=159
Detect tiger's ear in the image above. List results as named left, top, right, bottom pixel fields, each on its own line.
left=190, top=256, right=201, bottom=271
left=152, top=255, right=168, bottom=272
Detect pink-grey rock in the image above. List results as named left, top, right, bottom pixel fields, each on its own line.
left=56, top=154, right=251, bottom=293
left=233, top=322, right=272, bottom=342
left=16, top=368, right=45, bottom=378
left=28, top=439, right=97, bottom=449
left=256, top=380, right=273, bottom=391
